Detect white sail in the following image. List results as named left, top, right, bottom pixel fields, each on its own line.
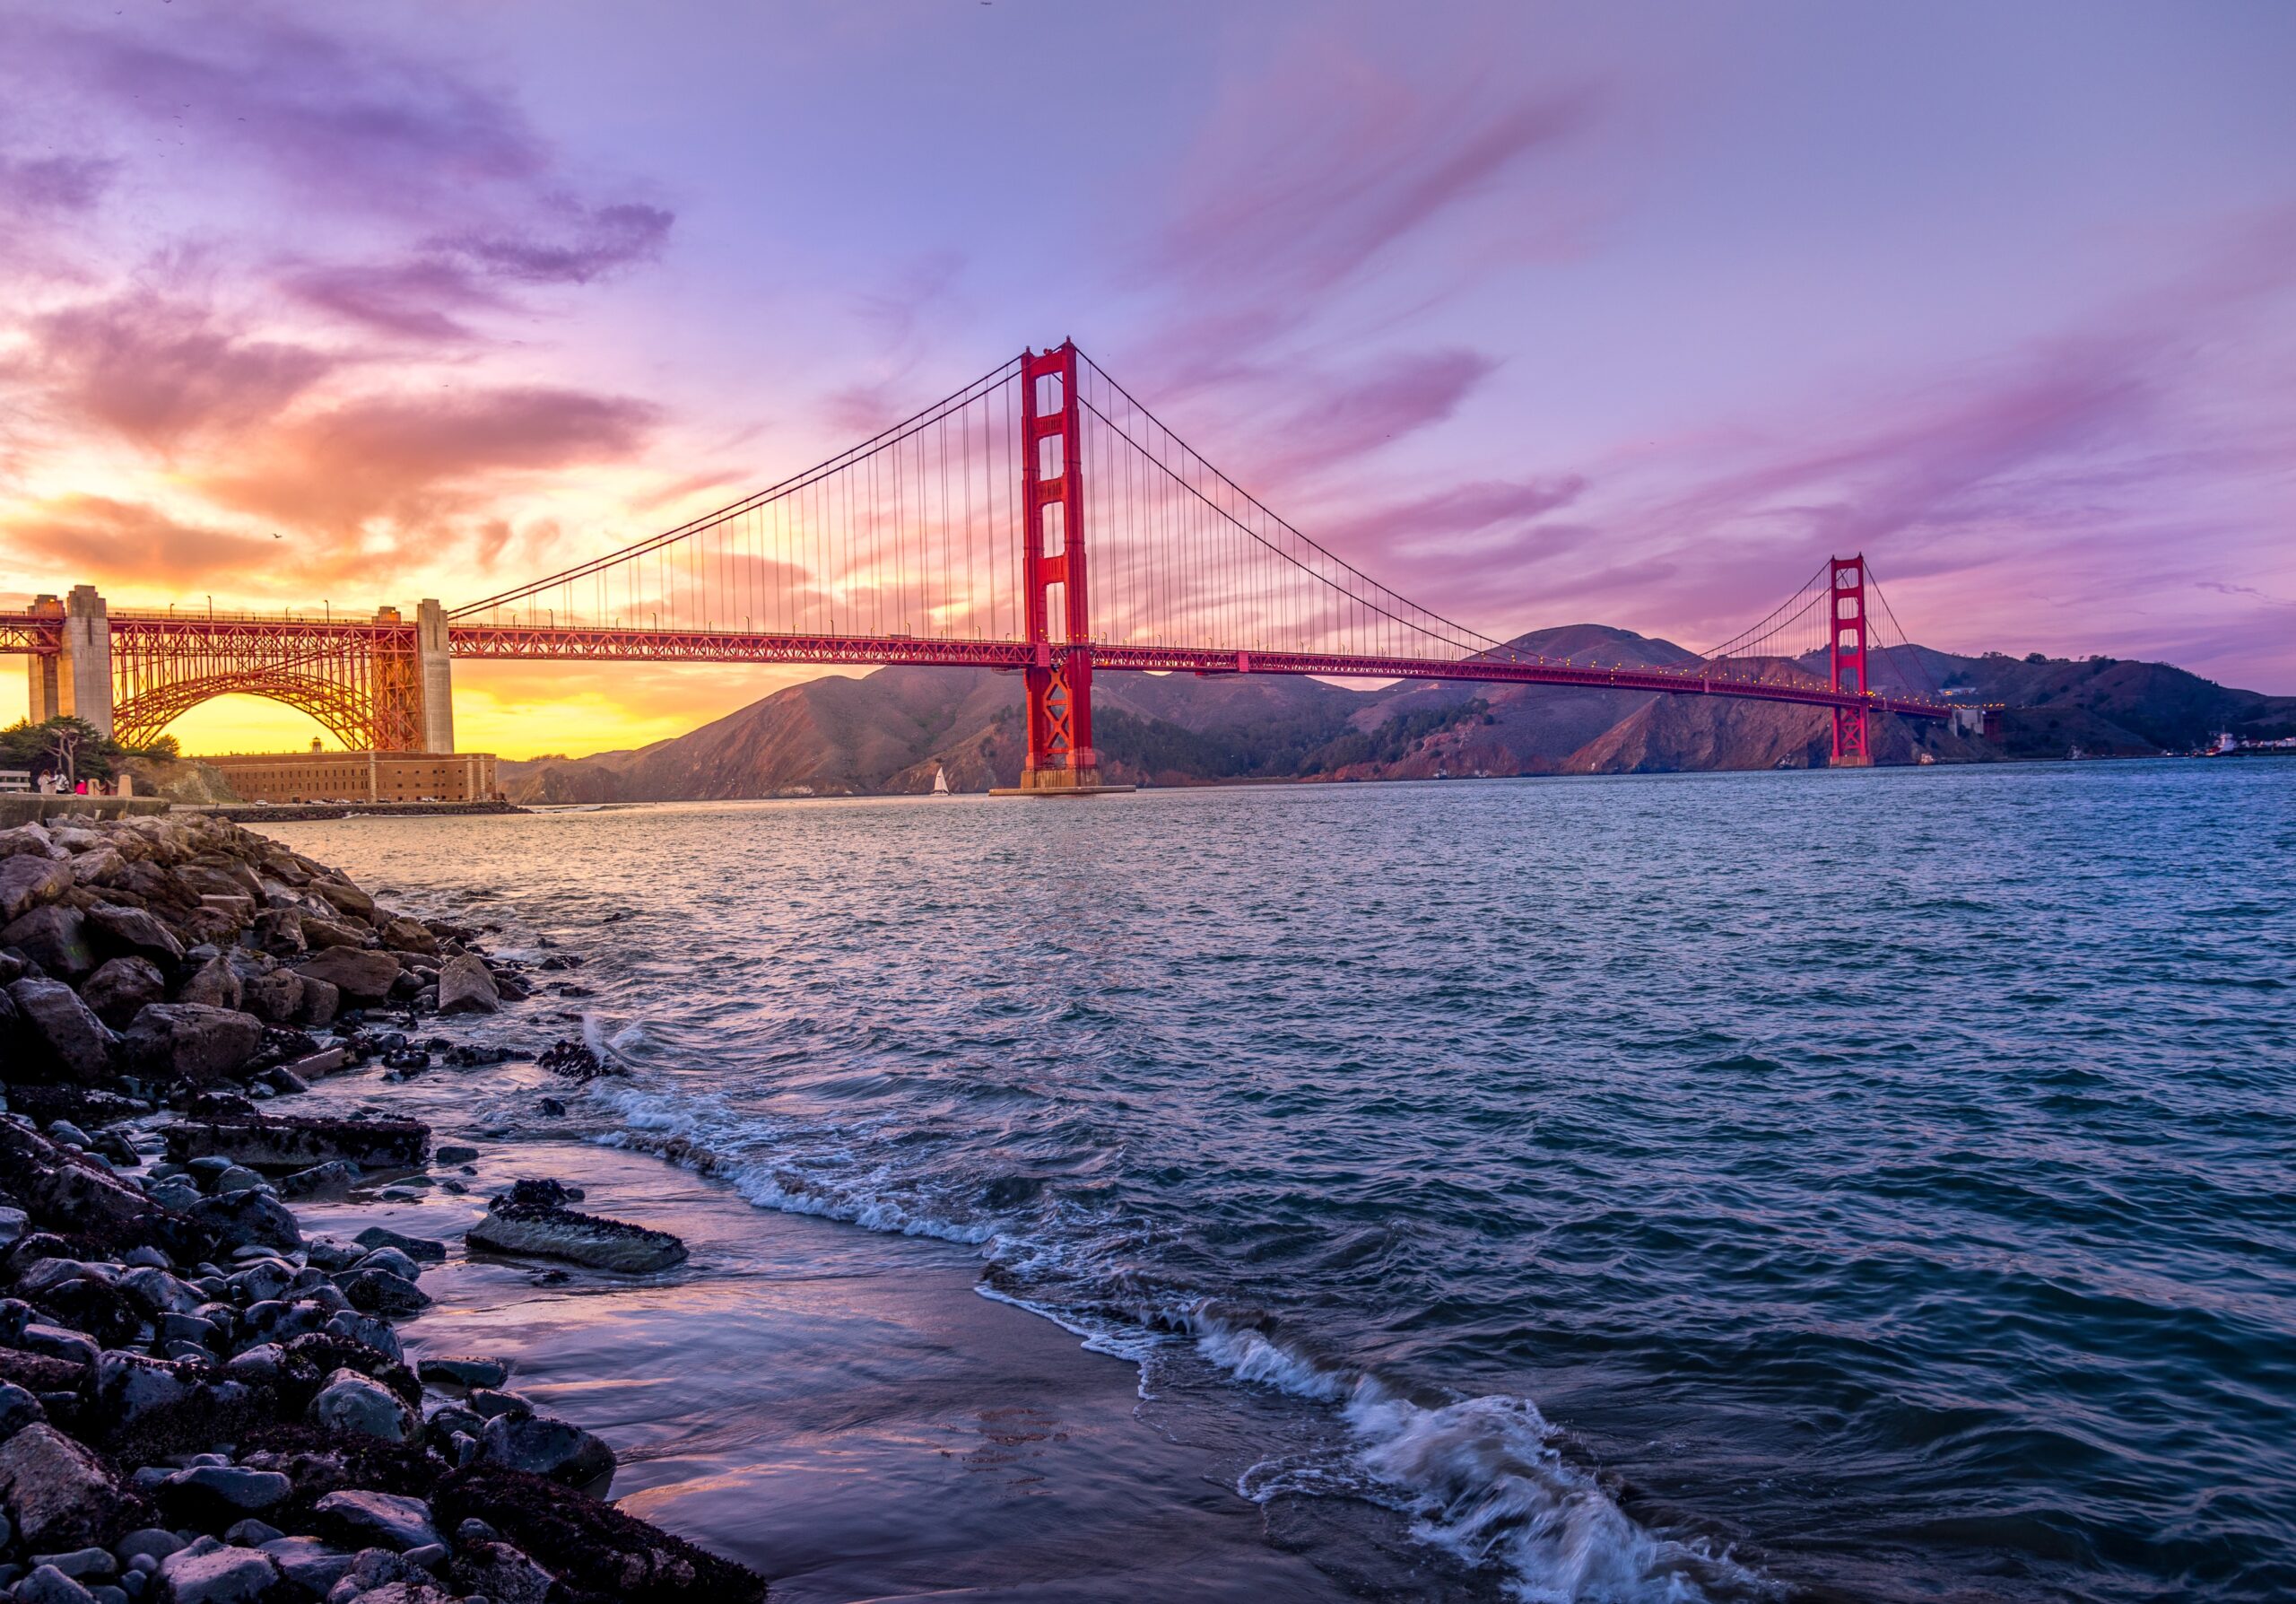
left=931, top=765, right=951, bottom=795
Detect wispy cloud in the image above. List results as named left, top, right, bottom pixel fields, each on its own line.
left=1316, top=475, right=1589, bottom=562
left=3, top=494, right=283, bottom=589
left=280, top=258, right=509, bottom=343
left=196, top=386, right=660, bottom=533
left=0, top=7, right=684, bottom=613
left=24, top=17, right=551, bottom=217
left=434, top=200, right=674, bottom=287
left=1147, top=76, right=1594, bottom=304
left=1254, top=348, right=1498, bottom=482
left=8, top=288, right=338, bottom=450
left=1394, top=219, right=2296, bottom=668
left=3, top=12, right=674, bottom=344
left=1125, top=38, right=1599, bottom=393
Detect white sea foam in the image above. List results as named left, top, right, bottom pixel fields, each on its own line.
left=1193, top=1316, right=1354, bottom=1403
left=1344, top=1388, right=1763, bottom=1603
left=1189, top=1305, right=1768, bottom=1603
left=973, top=1284, right=1166, bottom=1372
left=583, top=1077, right=997, bottom=1245
left=572, top=1071, right=1767, bottom=1603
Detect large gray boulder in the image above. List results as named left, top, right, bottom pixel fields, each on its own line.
left=276, top=1161, right=360, bottom=1200
left=466, top=1202, right=687, bottom=1274
left=434, top=955, right=500, bottom=1015
left=479, top=1411, right=616, bottom=1493
left=257, top=1537, right=355, bottom=1598
left=160, top=1462, right=292, bottom=1513
left=294, top=975, right=341, bottom=1027
left=1, top=905, right=95, bottom=979
left=90, top=1351, right=258, bottom=1455
left=309, top=1489, right=439, bottom=1551
left=120, top=1266, right=205, bottom=1317
left=0, top=1424, right=139, bottom=1550
left=119, top=1004, right=265, bottom=1083
left=0, top=1120, right=194, bottom=1260
left=415, top=1356, right=508, bottom=1391
left=309, top=1368, right=419, bottom=1443
left=6, top=978, right=117, bottom=1083
left=179, top=860, right=258, bottom=900
left=174, top=954, right=243, bottom=1011
left=66, top=846, right=127, bottom=888
left=79, top=956, right=167, bottom=1030
left=297, top=916, right=369, bottom=952
left=0, top=1379, right=41, bottom=1438
left=162, top=1114, right=429, bottom=1172
left=376, top=915, right=438, bottom=955
left=87, top=903, right=186, bottom=967
left=155, top=1545, right=283, bottom=1604
left=341, top=1268, right=430, bottom=1315
left=0, top=824, right=61, bottom=862
left=0, top=853, right=73, bottom=922
left=296, top=946, right=401, bottom=1004
left=248, top=908, right=305, bottom=958
left=13, top=1562, right=98, bottom=1604
left=305, top=878, right=376, bottom=920
left=238, top=968, right=306, bottom=1025
left=185, top=1188, right=300, bottom=1252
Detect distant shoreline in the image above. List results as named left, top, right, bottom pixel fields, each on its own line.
left=178, top=800, right=531, bottom=823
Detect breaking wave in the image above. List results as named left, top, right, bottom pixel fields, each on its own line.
left=566, top=1068, right=1765, bottom=1602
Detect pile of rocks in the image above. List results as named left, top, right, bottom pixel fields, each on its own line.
left=0, top=815, right=761, bottom=1601
left=3, top=815, right=531, bottom=1099
left=0, top=1103, right=756, bottom=1602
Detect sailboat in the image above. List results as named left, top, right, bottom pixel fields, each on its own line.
left=930, top=765, right=952, bottom=797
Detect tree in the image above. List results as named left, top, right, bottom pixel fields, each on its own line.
left=0, top=716, right=175, bottom=785
left=46, top=717, right=89, bottom=785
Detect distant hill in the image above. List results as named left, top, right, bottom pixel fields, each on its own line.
left=495, top=628, right=2296, bottom=800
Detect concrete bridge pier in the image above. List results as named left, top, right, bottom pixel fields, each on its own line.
left=416, top=598, right=454, bottom=754
left=26, top=595, right=62, bottom=723
left=60, top=586, right=113, bottom=738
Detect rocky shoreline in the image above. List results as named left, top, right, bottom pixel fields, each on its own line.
left=0, top=813, right=762, bottom=1604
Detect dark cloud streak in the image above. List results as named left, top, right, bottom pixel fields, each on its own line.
left=0, top=152, right=115, bottom=214
left=438, top=201, right=674, bottom=286
left=280, top=258, right=509, bottom=342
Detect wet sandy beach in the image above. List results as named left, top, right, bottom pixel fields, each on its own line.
left=288, top=1062, right=1358, bottom=1602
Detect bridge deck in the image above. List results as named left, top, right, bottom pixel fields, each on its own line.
left=0, top=614, right=1956, bottom=719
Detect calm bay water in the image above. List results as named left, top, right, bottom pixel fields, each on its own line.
left=271, top=759, right=2296, bottom=1602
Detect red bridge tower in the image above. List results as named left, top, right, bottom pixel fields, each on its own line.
left=1830, top=554, right=1871, bottom=767
left=1009, top=341, right=1116, bottom=793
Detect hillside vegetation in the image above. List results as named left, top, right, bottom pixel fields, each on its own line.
left=494, top=628, right=2296, bottom=800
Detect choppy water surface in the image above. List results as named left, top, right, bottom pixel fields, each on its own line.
left=273, top=759, right=2296, bottom=1602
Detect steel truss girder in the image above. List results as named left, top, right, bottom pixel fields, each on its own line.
left=0, top=615, right=1955, bottom=725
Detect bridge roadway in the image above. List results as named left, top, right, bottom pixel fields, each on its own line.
left=2, top=609, right=1954, bottom=724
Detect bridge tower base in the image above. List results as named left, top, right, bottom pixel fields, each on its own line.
left=416, top=599, right=455, bottom=753
left=1829, top=555, right=1871, bottom=768
left=60, top=586, right=114, bottom=739
left=25, top=596, right=62, bottom=723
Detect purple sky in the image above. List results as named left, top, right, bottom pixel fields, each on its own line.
left=2, top=1, right=2292, bottom=751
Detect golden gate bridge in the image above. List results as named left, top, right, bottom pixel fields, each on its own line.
left=4, top=342, right=1952, bottom=785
